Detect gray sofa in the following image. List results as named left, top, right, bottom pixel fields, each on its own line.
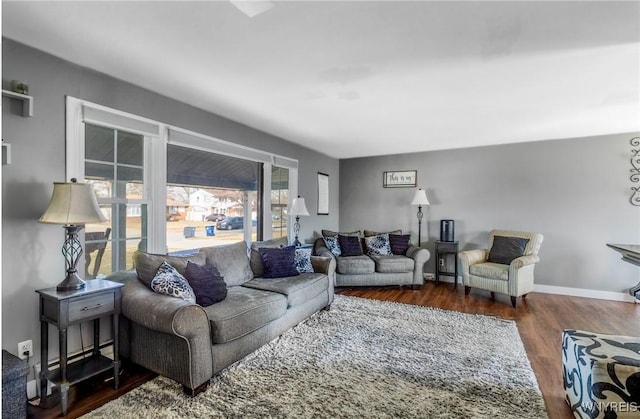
left=313, top=229, right=430, bottom=288
left=107, top=239, right=335, bottom=395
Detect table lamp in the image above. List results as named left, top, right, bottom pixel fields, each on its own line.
left=290, top=196, right=310, bottom=247
left=39, top=178, right=106, bottom=291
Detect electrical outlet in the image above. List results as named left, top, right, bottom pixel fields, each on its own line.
left=18, top=340, right=33, bottom=360
left=439, top=258, right=445, bottom=267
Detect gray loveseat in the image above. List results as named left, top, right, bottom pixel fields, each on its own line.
left=107, top=239, right=335, bottom=395
left=313, top=229, right=430, bottom=288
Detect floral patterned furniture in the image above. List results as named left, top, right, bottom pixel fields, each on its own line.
left=562, top=329, right=640, bottom=418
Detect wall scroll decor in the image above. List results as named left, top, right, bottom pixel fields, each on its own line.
left=630, top=137, right=640, bottom=206
left=317, top=172, right=329, bottom=215
left=383, top=170, right=417, bottom=188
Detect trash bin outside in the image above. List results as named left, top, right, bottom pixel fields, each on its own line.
left=183, top=226, right=196, bottom=238
left=205, top=225, right=216, bottom=237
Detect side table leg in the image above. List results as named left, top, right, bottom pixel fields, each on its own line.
left=112, top=313, right=120, bottom=389
left=39, top=321, right=48, bottom=404
left=60, top=383, right=69, bottom=416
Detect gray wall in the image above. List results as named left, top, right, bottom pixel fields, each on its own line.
left=340, top=134, right=640, bottom=294
left=2, top=39, right=339, bottom=365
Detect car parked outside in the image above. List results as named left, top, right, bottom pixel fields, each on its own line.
left=205, top=213, right=226, bottom=222
left=216, top=216, right=243, bottom=230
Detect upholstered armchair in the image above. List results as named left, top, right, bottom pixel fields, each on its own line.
left=459, top=230, right=544, bottom=307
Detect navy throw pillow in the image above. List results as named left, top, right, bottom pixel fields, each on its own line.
left=487, top=236, right=530, bottom=265
left=338, top=234, right=363, bottom=256
left=183, top=261, right=228, bottom=307
left=389, top=234, right=411, bottom=255
left=259, top=246, right=300, bottom=278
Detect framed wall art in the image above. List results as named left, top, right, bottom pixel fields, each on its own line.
left=317, top=172, right=329, bottom=215
left=383, top=170, right=417, bottom=188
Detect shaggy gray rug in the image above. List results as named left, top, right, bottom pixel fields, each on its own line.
left=83, top=295, right=548, bottom=418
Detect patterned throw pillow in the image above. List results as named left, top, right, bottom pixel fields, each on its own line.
left=183, top=261, right=227, bottom=307
left=259, top=246, right=300, bottom=278
left=364, top=233, right=392, bottom=256
left=389, top=234, right=411, bottom=255
left=338, top=234, right=364, bottom=256
left=294, top=248, right=314, bottom=273
left=324, top=235, right=342, bottom=257
left=150, top=261, right=196, bottom=303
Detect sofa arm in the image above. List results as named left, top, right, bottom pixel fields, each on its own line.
left=121, top=279, right=210, bottom=339
left=406, top=245, right=430, bottom=285
left=311, top=256, right=335, bottom=276
left=459, top=249, right=489, bottom=286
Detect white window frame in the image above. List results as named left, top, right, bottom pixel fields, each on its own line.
left=66, top=97, right=300, bottom=257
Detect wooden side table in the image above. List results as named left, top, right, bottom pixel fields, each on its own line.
left=36, top=279, right=123, bottom=416
left=435, top=241, right=459, bottom=288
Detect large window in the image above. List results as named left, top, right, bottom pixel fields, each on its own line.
left=165, top=144, right=261, bottom=254
left=67, top=97, right=299, bottom=276
left=83, top=123, right=149, bottom=277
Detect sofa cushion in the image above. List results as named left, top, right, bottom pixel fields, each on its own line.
left=337, top=255, right=375, bottom=275
left=200, top=241, right=253, bottom=286
left=203, top=286, right=288, bottom=344
left=243, top=272, right=328, bottom=307
left=389, top=234, right=411, bottom=255
left=370, top=255, right=415, bottom=273
left=338, top=234, right=364, bottom=256
left=294, top=248, right=314, bottom=273
left=364, top=234, right=392, bottom=256
left=487, top=236, right=530, bottom=265
left=250, top=237, right=289, bottom=277
left=363, top=229, right=402, bottom=237
left=259, top=246, right=300, bottom=278
left=469, top=262, right=509, bottom=281
left=183, top=261, right=227, bottom=307
left=150, top=261, right=196, bottom=303
left=322, top=229, right=362, bottom=238
left=324, top=236, right=342, bottom=256
left=134, top=250, right=206, bottom=287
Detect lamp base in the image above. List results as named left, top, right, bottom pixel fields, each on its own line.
left=56, top=272, right=86, bottom=291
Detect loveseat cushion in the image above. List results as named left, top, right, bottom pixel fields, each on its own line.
left=370, top=255, right=415, bottom=273
left=203, top=287, right=287, bottom=344
left=200, top=241, right=253, bottom=286
left=243, top=272, right=328, bottom=307
left=469, top=262, right=509, bottom=281
left=337, top=255, right=375, bottom=274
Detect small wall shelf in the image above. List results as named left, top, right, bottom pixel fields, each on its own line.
left=2, top=89, right=33, bottom=117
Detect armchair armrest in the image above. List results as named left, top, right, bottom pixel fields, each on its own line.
left=406, top=245, right=430, bottom=285
left=459, top=249, right=489, bottom=267
left=510, top=254, right=540, bottom=269
left=121, top=279, right=210, bottom=339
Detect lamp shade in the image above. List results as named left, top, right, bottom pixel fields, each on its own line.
left=39, top=180, right=106, bottom=225
left=290, top=196, right=310, bottom=217
left=410, top=188, right=430, bottom=206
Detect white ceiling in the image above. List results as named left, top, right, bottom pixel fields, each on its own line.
left=3, top=1, right=639, bottom=159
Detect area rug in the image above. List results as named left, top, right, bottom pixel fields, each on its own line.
left=82, top=295, right=548, bottom=418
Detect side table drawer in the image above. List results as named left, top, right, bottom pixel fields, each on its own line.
left=436, top=242, right=458, bottom=252
left=69, top=293, right=114, bottom=322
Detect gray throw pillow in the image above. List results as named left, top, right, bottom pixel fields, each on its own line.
left=134, top=250, right=206, bottom=287
left=200, top=241, right=253, bottom=286
left=322, top=229, right=362, bottom=238
left=487, top=236, right=530, bottom=265
left=364, top=229, right=402, bottom=237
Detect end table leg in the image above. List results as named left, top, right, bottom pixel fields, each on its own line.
left=60, top=384, right=69, bottom=416
left=39, top=321, right=48, bottom=404
left=112, top=313, right=120, bottom=389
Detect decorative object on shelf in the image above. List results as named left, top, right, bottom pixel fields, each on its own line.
left=317, top=172, right=329, bottom=215
left=11, top=80, right=29, bottom=95
left=630, top=137, right=640, bottom=206
left=410, top=188, right=430, bottom=247
left=39, top=178, right=106, bottom=290
left=384, top=170, right=417, bottom=188
left=290, top=196, right=310, bottom=247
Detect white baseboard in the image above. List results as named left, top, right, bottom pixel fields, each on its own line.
left=424, top=273, right=638, bottom=303
left=534, top=284, right=639, bottom=303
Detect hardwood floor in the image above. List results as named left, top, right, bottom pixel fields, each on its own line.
left=28, top=282, right=640, bottom=418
